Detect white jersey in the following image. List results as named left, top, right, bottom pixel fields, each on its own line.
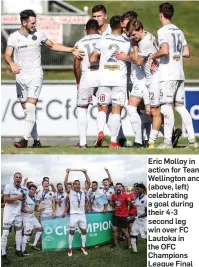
left=22, top=194, right=37, bottom=220
left=36, top=190, right=54, bottom=214
left=87, top=189, right=107, bottom=212
left=103, top=187, right=115, bottom=211
left=7, top=29, right=47, bottom=79
left=100, top=24, right=111, bottom=36
left=138, top=31, right=159, bottom=84
left=135, top=194, right=147, bottom=221
left=53, top=191, right=67, bottom=217
left=75, top=34, right=101, bottom=88
left=157, top=24, right=187, bottom=81
left=69, top=189, right=86, bottom=215
left=95, top=34, right=131, bottom=86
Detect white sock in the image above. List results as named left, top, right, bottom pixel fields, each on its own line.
left=149, top=129, right=159, bottom=144
left=33, top=231, right=42, bottom=247
left=24, top=108, right=39, bottom=141
left=109, top=114, right=121, bottom=143
left=1, top=229, right=9, bottom=255
left=15, top=229, right=22, bottom=251
left=97, top=111, right=106, bottom=132
left=127, top=105, right=142, bottom=144
left=175, top=106, right=195, bottom=141
left=68, top=234, right=74, bottom=249
left=77, top=107, right=88, bottom=146
left=81, top=234, right=87, bottom=247
left=131, top=237, right=137, bottom=252
left=106, top=106, right=112, bottom=131
left=22, top=235, right=29, bottom=252
left=161, top=105, right=174, bottom=145
left=23, top=103, right=36, bottom=140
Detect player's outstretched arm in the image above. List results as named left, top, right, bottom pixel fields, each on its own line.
left=104, top=168, right=113, bottom=185
left=50, top=183, right=56, bottom=193
left=74, top=57, right=81, bottom=89
left=82, top=169, right=91, bottom=191
left=43, top=39, right=85, bottom=59
left=4, top=47, right=21, bottom=74
left=64, top=169, right=71, bottom=193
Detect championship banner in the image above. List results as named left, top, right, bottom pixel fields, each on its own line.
left=183, top=87, right=199, bottom=136
left=41, top=212, right=113, bottom=251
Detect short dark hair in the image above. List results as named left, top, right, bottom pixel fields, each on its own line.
left=136, top=183, right=146, bottom=191
left=20, top=9, right=36, bottom=23
left=126, top=19, right=144, bottom=33
left=159, top=2, right=174, bottom=20
left=110, top=16, right=121, bottom=30
left=42, top=180, right=49, bottom=185
left=57, top=183, right=62, bottom=188
left=92, top=181, right=98, bottom=185
left=116, top=183, right=123, bottom=187
left=73, top=180, right=80, bottom=184
left=14, top=172, right=22, bottom=178
left=43, top=176, right=49, bottom=181
left=27, top=181, right=33, bottom=188
left=86, top=19, right=100, bottom=31
left=102, top=178, right=109, bottom=182
left=92, top=5, right=107, bottom=14
left=28, top=184, right=37, bottom=190
left=120, top=11, right=138, bottom=22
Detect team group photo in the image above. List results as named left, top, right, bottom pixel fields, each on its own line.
left=1, top=155, right=147, bottom=266
left=1, top=0, right=199, bottom=154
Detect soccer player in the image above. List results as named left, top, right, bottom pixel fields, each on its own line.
left=90, top=16, right=131, bottom=148
left=21, top=184, right=43, bottom=255
left=74, top=19, right=101, bottom=148
left=64, top=168, right=91, bottom=256
left=130, top=184, right=147, bottom=253
left=102, top=168, right=115, bottom=211
left=92, top=5, right=111, bottom=36
left=111, top=183, right=132, bottom=248
left=36, top=180, right=56, bottom=220
left=54, top=183, right=68, bottom=217
left=127, top=19, right=162, bottom=148
left=88, top=181, right=108, bottom=212
left=150, top=2, right=198, bottom=148
left=4, top=9, right=84, bottom=148
left=1, top=172, right=26, bottom=264
left=36, top=177, right=56, bottom=194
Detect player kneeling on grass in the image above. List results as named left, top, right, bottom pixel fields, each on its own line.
left=65, top=168, right=91, bottom=256
left=129, top=183, right=147, bottom=253
left=22, top=184, right=43, bottom=255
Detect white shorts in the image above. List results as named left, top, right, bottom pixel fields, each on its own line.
left=16, top=76, right=43, bottom=103
left=131, top=219, right=147, bottom=239
left=69, top=214, right=87, bottom=231
left=147, top=82, right=160, bottom=107
left=160, top=80, right=184, bottom=105
left=23, top=217, right=41, bottom=235
left=98, top=86, right=126, bottom=106
left=77, top=87, right=97, bottom=107
left=3, top=209, right=22, bottom=229
left=40, top=212, right=52, bottom=220
left=130, top=80, right=150, bottom=106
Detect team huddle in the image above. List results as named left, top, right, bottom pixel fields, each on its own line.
left=4, top=3, right=198, bottom=149
left=1, top=169, right=147, bottom=264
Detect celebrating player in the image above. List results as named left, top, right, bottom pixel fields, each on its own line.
left=4, top=9, right=84, bottom=148
left=130, top=184, right=147, bottom=253
left=74, top=19, right=101, bottom=148
left=88, top=181, right=108, bottom=212
left=21, top=184, right=43, bottom=255
left=1, top=172, right=26, bottom=264
left=54, top=183, right=68, bottom=217
left=64, top=168, right=91, bottom=256
left=150, top=3, right=198, bottom=148
left=90, top=16, right=131, bottom=148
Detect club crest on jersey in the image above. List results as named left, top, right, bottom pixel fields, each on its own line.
left=141, top=200, right=144, bottom=204
left=32, top=35, right=37, bottom=41
left=49, top=193, right=52, bottom=196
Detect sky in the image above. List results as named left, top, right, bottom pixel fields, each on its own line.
left=1, top=155, right=147, bottom=189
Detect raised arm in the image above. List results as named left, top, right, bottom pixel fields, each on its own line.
left=64, top=169, right=71, bottom=193
left=104, top=168, right=113, bottom=185
left=82, top=169, right=91, bottom=191
left=43, top=39, right=85, bottom=59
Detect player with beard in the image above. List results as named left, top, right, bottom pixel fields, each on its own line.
left=88, top=181, right=108, bottom=212
left=1, top=172, right=27, bottom=264
left=110, top=183, right=132, bottom=248
left=54, top=183, right=68, bottom=217
left=64, top=168, right=91, bottom=256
